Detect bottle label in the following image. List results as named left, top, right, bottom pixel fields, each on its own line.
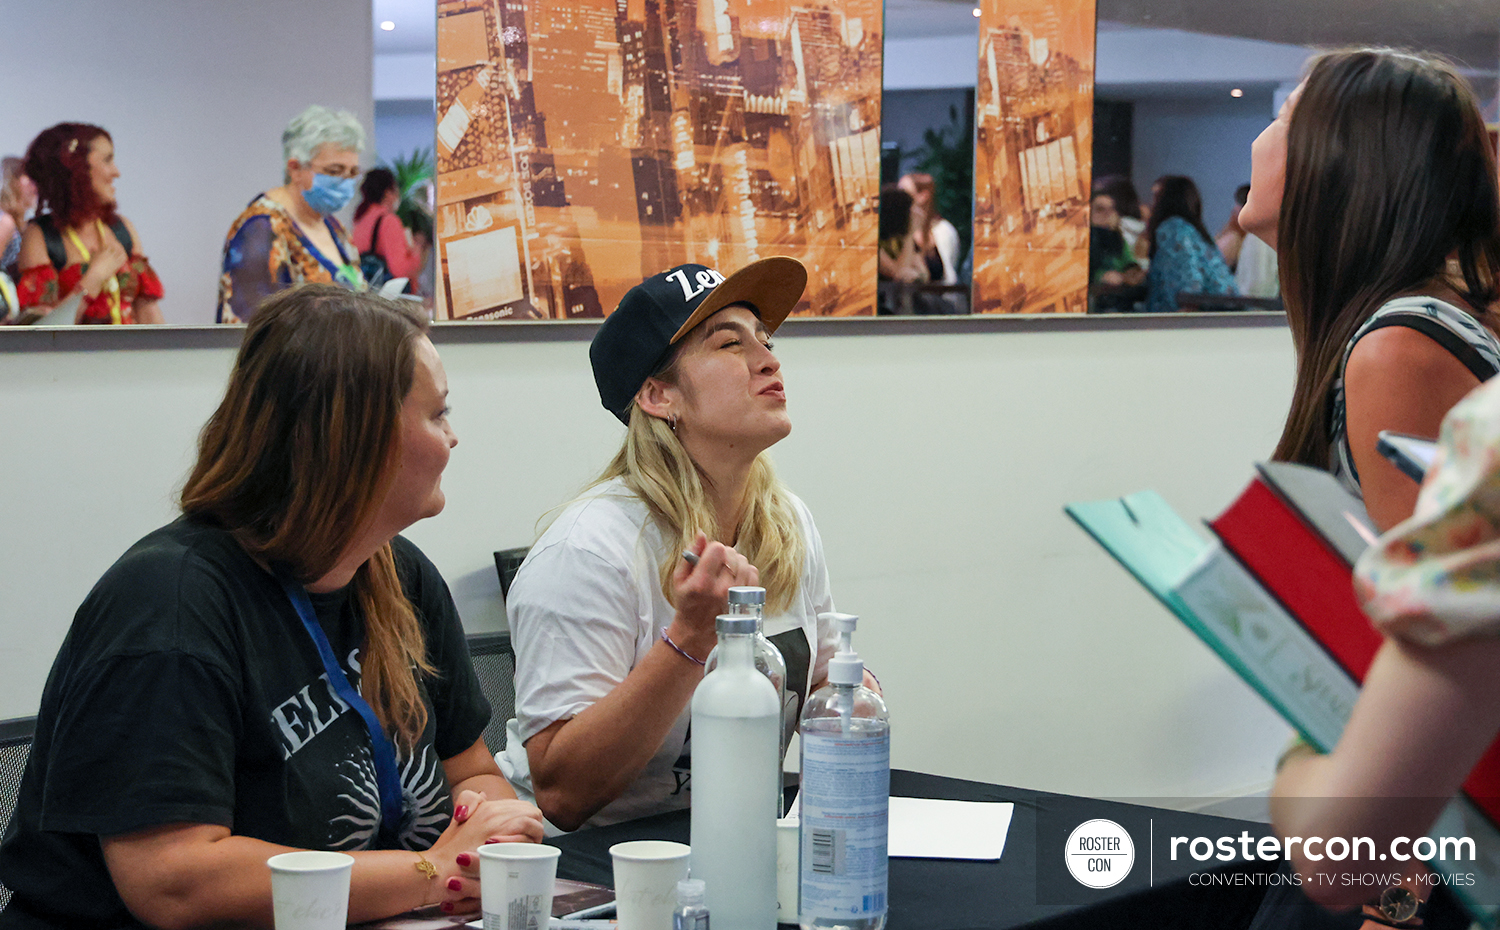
left=799, top=731, right=890, bottom=919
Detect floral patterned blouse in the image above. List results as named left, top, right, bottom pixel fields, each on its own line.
left=1355, top=373, right=1500, bottom=645
left=217, top=194, right=364, bottom=324
left=13, top=220, right=164, bottom=324
left=1143, top=217, right=1236, bottom=314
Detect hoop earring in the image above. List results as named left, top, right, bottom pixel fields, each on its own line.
left=667, top=413, right=678, bottom=432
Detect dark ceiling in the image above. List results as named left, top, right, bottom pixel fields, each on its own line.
left=1098, top=0, right=1499, bottom=71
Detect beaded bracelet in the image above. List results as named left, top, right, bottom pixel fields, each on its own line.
left=660, top=628, right=705, bottom=666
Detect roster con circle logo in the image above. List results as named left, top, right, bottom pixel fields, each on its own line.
left=1066, top=819, right=1135, bottom=889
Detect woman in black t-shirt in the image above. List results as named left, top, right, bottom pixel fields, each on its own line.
left=0, top=284, right=543, bottom=928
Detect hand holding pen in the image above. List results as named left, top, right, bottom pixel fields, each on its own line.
left=663, top=533, right=758, bottom=663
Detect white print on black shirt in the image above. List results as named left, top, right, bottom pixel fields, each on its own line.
left=269, top=646, right=453, bottom=850
left=272, top=672, right=351, bottom=759
left=272, top=647, right=364, bottom=760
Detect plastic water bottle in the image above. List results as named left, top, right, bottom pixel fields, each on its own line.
left=705, top=586, right=789, bottom=811
left=798, top=613, right=889, bottom=930
left=673, top=878, right=710, bottom=930
left=691, top=614, right=780, bottom=930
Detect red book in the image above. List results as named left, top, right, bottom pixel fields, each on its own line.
left=1209, top=462, right=1500, bottom=825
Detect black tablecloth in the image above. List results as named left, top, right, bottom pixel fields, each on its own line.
left=544, top=770, right=1290, bottom=930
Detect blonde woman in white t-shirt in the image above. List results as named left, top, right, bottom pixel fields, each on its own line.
left=500, top=258, right=870, bottom=832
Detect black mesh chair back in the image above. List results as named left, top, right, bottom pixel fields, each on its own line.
left=0, top=717, right=36, bottom=912
left=467, top=632, right=516, bottom=758
left=493, top=548, right=530, bottom=600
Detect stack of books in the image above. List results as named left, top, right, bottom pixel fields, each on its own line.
left=1067, top=464, right=1500, bottom=923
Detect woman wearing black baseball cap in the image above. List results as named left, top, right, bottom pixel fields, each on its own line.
left=498, top=257, right=853, bottom=831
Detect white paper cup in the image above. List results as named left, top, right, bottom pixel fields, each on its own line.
left=478, top=842, right=562, bottom=930
left=267, top=851, right=354, bottom=930
left=776, top=817, right=799, bottom=923
left=610, top=840, right=691, bottom=930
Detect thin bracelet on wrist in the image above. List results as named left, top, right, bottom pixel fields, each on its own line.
left=660, top=628, right=705, bottom=666
left=413, top=850, right=438, bottom=879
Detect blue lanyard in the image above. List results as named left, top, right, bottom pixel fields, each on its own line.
left=275, top=567, right=405, bottom=842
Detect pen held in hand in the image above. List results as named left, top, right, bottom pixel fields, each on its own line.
left=681, top=550, right=699, bottom=567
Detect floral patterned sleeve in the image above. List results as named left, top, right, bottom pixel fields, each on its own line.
left=218, top=215, right=282, bottom=324
left=1353, top=375, right=1500, bottom=645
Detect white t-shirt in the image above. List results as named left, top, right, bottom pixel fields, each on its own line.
left=932, top=218, right=961, bottom=285
left=499, top=477, right=837, bottom=830
left=1235, top=233, right=1279, bottom=299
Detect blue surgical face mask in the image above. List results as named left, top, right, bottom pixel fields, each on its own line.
left=302, top=173, right=357, bottom=215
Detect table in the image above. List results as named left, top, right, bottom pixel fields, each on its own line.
left=546, top=770, right=1283, bottom=930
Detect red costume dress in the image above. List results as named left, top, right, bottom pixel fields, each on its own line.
left=15, top=219, right=163, bottom=324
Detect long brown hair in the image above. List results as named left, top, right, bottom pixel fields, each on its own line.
left=181, top=283, right=435, bottom=751
left=1273, top=49, right=1500, bottom=467
left=1144, top=175, right=1213, bottom=257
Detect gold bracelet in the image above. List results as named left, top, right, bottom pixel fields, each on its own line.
left=414, top=850, right=439, bottom=880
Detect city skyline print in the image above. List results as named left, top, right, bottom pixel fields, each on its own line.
left=434, top=0, right=883, bottom=320
left=972, top=0, right=1095, bottom=314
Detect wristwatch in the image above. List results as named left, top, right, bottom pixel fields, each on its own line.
left=1360, top=885, right=1422, bottom=928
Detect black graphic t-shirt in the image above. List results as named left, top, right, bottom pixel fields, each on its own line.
left=0, top=518, right=489, bottom=930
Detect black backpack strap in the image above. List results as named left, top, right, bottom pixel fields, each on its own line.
left=1362, top=313, right=1499, bottom=382
left=36, top=215, right=66, bottom=272
left=108, top=218, right=133, bottom=257
left=366, top=213, right=385, bottom=255
left=33, top=215, right=134, bottom=269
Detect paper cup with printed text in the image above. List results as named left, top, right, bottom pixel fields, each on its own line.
left=610, top=840, right=691, bottom=930
left=267, top=851, right=355, bottom=930
left=479, top=842, right=561, bottom=930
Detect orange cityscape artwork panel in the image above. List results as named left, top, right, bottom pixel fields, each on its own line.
left=435, top=0, right=883, bottom=320
left=972, top=0, right=1095, bottom=314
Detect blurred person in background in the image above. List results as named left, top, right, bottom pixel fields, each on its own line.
left=218, top=105, right=367, bottom=323
left=12, top=123, right=163, bottom=325
left=1088, top=191, right=1145, bottom=312
left=1, top=156, right=37, bottom=277
left=1142, top=175, right=1237, bottom=313
left=877, top=183, right=926, bottom=314
left=898, top=172, right=959, bottom=286
left=1216, top=184, right=1252, bottom=271
left=1093, top=174, right=1149, bottom=264
left=353, top=167, right=426, bottom=294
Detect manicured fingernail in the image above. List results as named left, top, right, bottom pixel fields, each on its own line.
left=440, top=902, right=454, bottom=913
left=448, top=877, right=464, bottom=892
left=456, top=852, right=472, bottom=867
left=454, top=805, right=469, bottom=821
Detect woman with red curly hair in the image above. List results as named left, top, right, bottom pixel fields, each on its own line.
left=12, top=123, right=163, bottom=325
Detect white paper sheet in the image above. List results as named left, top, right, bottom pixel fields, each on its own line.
left=887, top=797, right=1015, bottom=860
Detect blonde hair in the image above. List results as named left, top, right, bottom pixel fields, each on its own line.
left=1, top=157, right=26, bottom=226
left=590, top=397, right=806, bottom=616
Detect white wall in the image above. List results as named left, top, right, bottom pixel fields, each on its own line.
left=1129, top=91, right=1276, bottom=237
left=0, top=318, right=1297, bottom=800
left=0, top=0, right=374, bottom=325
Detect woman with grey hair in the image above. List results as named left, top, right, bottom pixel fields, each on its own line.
left=216, top=105, right=368, bottom=323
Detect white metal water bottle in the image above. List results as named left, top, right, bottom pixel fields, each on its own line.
left=705, top=586, right=789, bottom=810
left=691, top=613, right=780, bottom=930
left=798, top=613, right=889, bottom=930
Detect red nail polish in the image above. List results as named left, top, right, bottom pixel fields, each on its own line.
left=454, top=805, right=469, bottom=821
left=440, top=902, right=454, bottom=913
left=456, top=852, right=472, bottom=867
left=448, top=877, right=463, bottom=892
